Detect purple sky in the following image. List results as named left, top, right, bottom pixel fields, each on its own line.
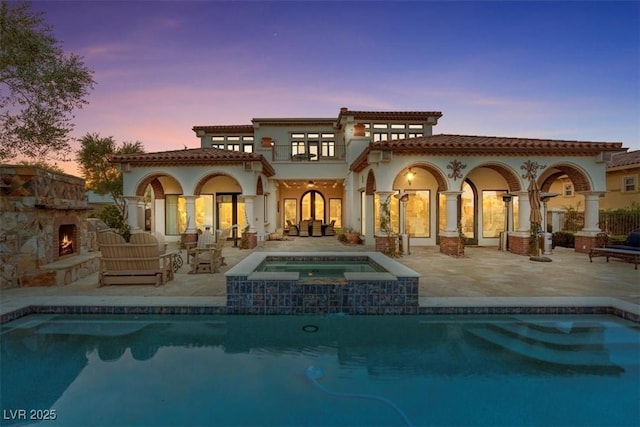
left=28, top=1, right=640, bottom=174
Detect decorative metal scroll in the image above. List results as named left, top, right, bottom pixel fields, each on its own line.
left=447, top=159, right=467, bottom=181
left=520, top=160, right=546, bottom=181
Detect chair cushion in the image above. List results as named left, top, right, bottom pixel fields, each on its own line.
left=625, top=232, right=640, bottom=248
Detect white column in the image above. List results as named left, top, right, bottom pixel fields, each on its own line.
left=440, top=191, right=462, bottom=236
left=183, top=195, right=197, bottom=234
left=125, top=196, right=141, bottom=230
left=581, top=192, right=604, bottom=232
left=516, top=191, right=530, bottom=232
left=244, top=195, right=255, bottom=232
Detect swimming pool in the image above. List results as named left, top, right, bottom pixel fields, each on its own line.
left=2, top=314, right=638, bottom=426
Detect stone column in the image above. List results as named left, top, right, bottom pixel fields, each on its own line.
left=439, top=191, right=463, bottom=256
left=575, top=192, right=605, bottom=253
left=509, top=192, right=533, bottom=256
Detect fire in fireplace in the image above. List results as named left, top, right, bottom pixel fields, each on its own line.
left=59, top=224, right=76, bottom=257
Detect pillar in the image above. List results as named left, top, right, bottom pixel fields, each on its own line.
left=183, top=195, right=197, bottom=234
left=439, top=191, right=463, bottom=256
left=575, top=192, right=605, bottom=253
left=243, top=195, right=255, bottom=232
left=125, top=196, right=141, bottom=230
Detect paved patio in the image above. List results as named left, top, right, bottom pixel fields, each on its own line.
left=1, top=235, right=638, bottom=318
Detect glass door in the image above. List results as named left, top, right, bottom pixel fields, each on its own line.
left=216, top=194, right=244, bottom=246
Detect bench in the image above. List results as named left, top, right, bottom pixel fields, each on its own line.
left=97, top=231, right=174, bottom=286
left=589, top=230, right=640, bottom=270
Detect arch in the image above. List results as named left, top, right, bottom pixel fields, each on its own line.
left=480, top=163, right=522, bottom=193
left=194, top=172, right=242, bottom=196
left=135, top=173, right=182, bottom=198
left=396, top=162, right=448, bottom=192
left=540, top=163, right=592, bottom=192
left=365, top=170, right=376, bottom=195
left=300, top=189, right=326, bottom=221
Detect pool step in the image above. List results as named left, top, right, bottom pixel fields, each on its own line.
left=465, top=324, right=620, bottom=368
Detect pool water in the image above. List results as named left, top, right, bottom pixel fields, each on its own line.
left=1, top=314, right=638, bottom=426
left=255, top=260, right=384, bottom=278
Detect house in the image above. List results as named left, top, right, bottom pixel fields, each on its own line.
left=110, top=107, right=626, bottom=255
left=600, top=150, right=640, bottom=211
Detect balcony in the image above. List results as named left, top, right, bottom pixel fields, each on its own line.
left=272, top=144, right=346, bottom=162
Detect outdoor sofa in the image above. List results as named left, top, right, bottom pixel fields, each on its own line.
left=589, top=229, right=640, bottom=270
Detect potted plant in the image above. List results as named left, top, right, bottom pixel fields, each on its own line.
left=338, top=226, right=362, bottom=244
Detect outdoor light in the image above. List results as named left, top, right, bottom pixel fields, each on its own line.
left=405, top=169, right=414, bottom=186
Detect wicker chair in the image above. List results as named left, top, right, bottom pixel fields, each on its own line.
left=311, top=220, right=322, bottom=237
left=299, top=220, right=310, bottom=237
left=324, top=220, right=336, bottom=236
left=287, top=220, right=299, bottom=236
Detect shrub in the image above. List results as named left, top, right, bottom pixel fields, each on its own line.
left=552, top=231, right=575, bottom=248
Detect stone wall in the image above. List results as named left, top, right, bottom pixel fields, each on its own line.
left=0, top=166, right=94, bottom=288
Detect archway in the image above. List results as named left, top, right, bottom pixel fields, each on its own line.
left=301, top=190, right=326, bottom=221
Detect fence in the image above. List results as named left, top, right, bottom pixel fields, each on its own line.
left=558, top=211, right=640, bottom=235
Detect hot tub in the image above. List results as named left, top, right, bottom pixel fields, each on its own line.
left=225, top=252, right=420, bottom=315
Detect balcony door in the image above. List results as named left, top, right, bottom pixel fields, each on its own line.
left=301, top=190, right=325, bottom=222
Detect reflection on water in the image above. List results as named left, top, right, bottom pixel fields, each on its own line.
left=1, top=315, right=638, bottom=426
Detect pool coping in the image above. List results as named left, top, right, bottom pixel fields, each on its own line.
left=1, top=296, right=638, bottom=324
left=225, top=251, right=421, bottom=279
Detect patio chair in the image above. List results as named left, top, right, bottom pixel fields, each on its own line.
left=311, top=220, right=322, bottom=237
left=190, top=225, right=235, bottom=273
left=299, top=220, right=310, bottom=237
left=324, top=220, right=336, bottom=236
left=185, top=228, right=216, bottom=265
left=287, top=220, right=298, bottom=236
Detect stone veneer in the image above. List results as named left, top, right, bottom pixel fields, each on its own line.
left=0, top=166, right=99, bottom=288
left=225, top=252, right=420, bottom=314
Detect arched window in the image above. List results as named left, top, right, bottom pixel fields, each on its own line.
left=301, top=190, right=325, bottom=221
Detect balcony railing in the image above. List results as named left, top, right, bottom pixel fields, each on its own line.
left=272, top=144, right=346, bottom=162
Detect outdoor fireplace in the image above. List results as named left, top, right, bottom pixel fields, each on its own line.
left=59, top=224, right=77, bottom=256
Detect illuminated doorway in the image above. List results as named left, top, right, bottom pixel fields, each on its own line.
left=459, top=180, right=477, bottom=245
left=301, top=190, right=325, bottom=221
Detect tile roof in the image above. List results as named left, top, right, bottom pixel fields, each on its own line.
left=337, top=108, right=442, bottom=123
left=110, top=147, right=276, bottom=176
left=192, top=125, right=254, bottom=134
left=609, top=150, right=640, bottom=168
left=351, top=134, right=625, bottom=172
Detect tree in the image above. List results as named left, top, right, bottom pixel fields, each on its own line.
left=76, top=133, right=145, bottom=216
left=0, top=1, right=95, bottom=161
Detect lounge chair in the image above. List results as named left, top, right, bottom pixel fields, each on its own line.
left=299, top=220, right=310, bottom=237
left=589, top=229, right=640, bottom=269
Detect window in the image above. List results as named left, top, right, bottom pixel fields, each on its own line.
left=329, top=199, right=342, bottom=228
left=212, top=136, right=225, bottom=142
left=623, top=176, right=637, bottom=192
left=373, top=133, right=388, bottom=142
left=563, top=183, right=574, bottom=197
left=482, top=191, right=506, bottom=238
left=242, top=144, right=253, bottom=153
left=227, top=144, right=240, bottom=151
left=284, top=199, right=297, bottom=226
left=374, top=193, right=399, bottom=234
left=212, top=144, right=226, bottom=149
left=405, top=190, right=430, bottom=237
left=290, top=132, right=336, bottom=159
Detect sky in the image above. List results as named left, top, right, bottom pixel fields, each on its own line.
left=25, top=0, right=640, bottom=175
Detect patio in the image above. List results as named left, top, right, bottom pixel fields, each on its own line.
left=1, top=235, right=638, bottom=319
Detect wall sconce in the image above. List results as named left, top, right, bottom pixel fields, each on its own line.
left=307, top=180, right=315, bottom=188
left=405, top=168, right=414, bottom=186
